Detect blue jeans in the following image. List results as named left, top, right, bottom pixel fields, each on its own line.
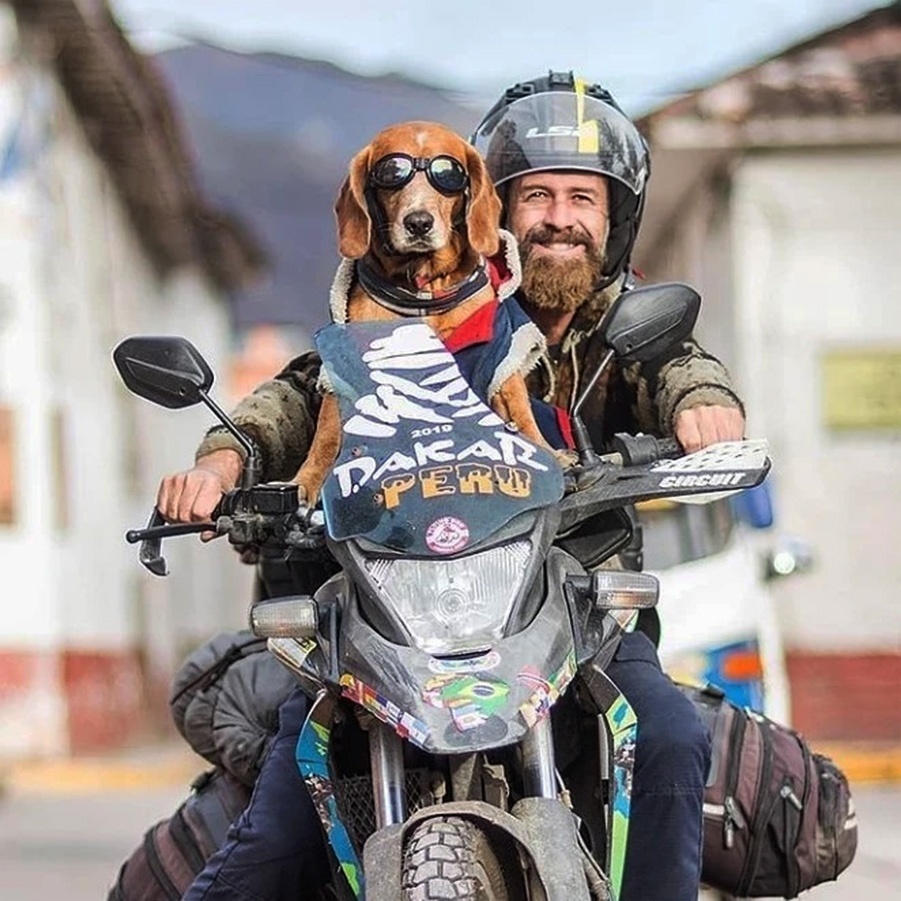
left=608, top=631, right=711, bottom=901
left=181, top=690, right=329, bottom=901
left=183, top=633, right=709, bottom=901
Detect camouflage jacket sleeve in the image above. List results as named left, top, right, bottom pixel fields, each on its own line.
left=624, top=336, right=745, bottom=436
left=194, top=351, right=323, bottom=482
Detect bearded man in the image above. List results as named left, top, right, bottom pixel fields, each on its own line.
left=483, top=135, right=743, bottom=456
left=469, top=73, right=746, bottom=901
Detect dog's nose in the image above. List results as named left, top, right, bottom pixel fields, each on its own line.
left=403, top=211, right=434, bottom=237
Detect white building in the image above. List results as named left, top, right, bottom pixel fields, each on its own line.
left=635, top=4, right=901, bottom=742
left=0, top=0, right=262, bottom=757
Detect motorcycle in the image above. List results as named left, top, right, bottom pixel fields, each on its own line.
left=114, top=283, right=770, bottom=901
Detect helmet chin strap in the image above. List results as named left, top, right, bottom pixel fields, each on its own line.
left=594, top=239, right=631, bottom=292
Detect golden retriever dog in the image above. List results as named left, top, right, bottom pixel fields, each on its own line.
left=294, top=120, right=560, bottom=506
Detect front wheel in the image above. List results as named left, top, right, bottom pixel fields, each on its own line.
left=401, top=815, right=520, bottom=901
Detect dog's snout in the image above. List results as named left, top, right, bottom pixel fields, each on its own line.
left=403, top=211, right=434, bottom=238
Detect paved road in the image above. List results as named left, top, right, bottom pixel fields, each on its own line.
left=0, top=777, right=898, bottom=899
left=0, top=784, right=189, bottom=899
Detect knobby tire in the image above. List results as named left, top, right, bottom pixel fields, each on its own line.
left=401, top=815, right=519, bottom=901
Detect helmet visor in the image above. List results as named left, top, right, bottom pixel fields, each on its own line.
left=472, top=92, right=649, bottom=195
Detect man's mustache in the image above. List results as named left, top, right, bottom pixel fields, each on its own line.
left=522, top=225, right=594, bottom=249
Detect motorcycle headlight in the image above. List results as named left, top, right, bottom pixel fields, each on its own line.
left=364, top=542, right=532, bottom=655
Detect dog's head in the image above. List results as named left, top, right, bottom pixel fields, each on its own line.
left=335, top=121, right=502, bottom=268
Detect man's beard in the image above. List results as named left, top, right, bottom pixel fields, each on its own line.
left=519, top=224, right=606, bottom=313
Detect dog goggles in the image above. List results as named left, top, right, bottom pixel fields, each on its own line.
left=369, top=154, right=468, bottom=194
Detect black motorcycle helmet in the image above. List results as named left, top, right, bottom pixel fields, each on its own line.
left=471, top=71, right=650, bottom=288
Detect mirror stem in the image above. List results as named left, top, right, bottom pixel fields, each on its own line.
left=198, top=389, right=261, bottom=489
left=571, top=412, right=600, bottom=466
left=571, top=348, right=615, bottom=419
left=568, top=347, right=614, bottom=466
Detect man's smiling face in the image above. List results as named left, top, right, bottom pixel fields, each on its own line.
left=507, top=171, right=610, bottom=312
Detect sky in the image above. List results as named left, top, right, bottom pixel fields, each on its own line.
left=110, top=0, right=890, bottom=114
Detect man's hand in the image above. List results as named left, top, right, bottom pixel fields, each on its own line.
left=156, top=448, right=243, bottom=540
left=674, top=405, right=745, bottom=454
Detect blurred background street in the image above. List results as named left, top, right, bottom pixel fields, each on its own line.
left=0, top=746, right=193, bottom=898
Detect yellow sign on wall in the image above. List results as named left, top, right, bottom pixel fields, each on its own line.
left=821, top=349, right=901, bottom=430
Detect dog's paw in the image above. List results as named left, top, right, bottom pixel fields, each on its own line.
left=294, top=481, right=319, bottom=511
left=554, top=448, right=579, bottom=468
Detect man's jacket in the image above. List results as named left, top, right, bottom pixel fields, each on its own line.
left=524, top=277, right=744, bottom=453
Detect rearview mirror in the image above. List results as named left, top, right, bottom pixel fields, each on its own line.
left=602, top=283, right=701, bottom=363
left=113, top=336, right=214, bottom=409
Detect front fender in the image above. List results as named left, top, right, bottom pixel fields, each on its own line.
left=362, top=798, right=592, bottom=901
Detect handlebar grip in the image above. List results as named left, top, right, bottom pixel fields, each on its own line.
left=610, top=432, right=683, bottom=466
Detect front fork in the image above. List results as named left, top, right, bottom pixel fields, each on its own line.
left=368, top=718, right=407, bottom=828
left=522, top=715, right=559, bottom=798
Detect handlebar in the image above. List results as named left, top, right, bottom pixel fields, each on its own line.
left=653, top=436, right=683, bottom=459
left=128, top=434, right=694, bottom=576
left=564, top=432, right=683, bottom=496
left=126, top=483, right=327, bottom=576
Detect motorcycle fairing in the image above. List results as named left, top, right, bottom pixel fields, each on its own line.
left=335, top=551, right=583, bottom=754
left=296, top=691, right=365, bottom=898
left=316, top=321, right=564, bottom=556
left=267, top=636, right=327, bottom=698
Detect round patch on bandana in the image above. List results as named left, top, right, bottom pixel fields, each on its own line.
left=425, top=516, right=470, bottom=554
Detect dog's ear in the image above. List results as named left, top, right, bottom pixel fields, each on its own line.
left=334, top=146, right=371, bottom=259
left=464, top=144, right=502, bottom=258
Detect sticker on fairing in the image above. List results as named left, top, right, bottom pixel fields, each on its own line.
left=425, top=516, right=470, bottom=553
left=339, top=673, right=430, bottom=746
left=422, top=672, right=511, bottom=731
left=517, top=652, right=577, bottom=727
